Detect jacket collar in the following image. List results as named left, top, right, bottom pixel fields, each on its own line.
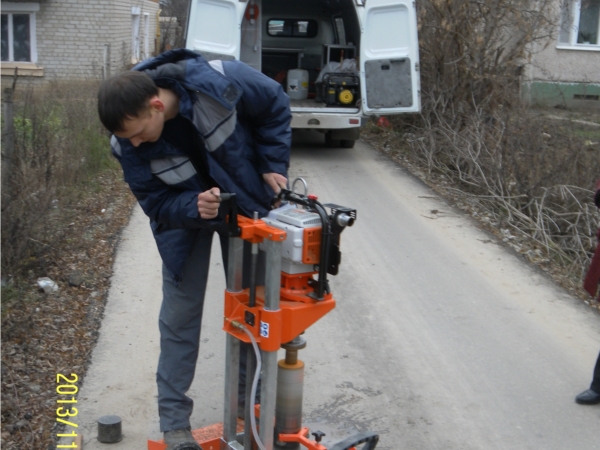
left=134, top=49, right=241, bottom=112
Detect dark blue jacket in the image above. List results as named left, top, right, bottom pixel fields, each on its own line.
left=111, top=49, right=291, bottom=283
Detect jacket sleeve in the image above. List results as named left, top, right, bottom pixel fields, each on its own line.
left=224, top=60, right=292, bottom=176
left=111, top=137, right=222, bottom=230
left=128, top=177, right=221, bottom=231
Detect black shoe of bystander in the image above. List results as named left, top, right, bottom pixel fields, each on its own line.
left=575, top=388, right=600, bottom=405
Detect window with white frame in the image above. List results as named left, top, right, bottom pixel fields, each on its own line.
left=1, top=2, right=39, bottom=62
left=559, top=0, right=600, bottom=47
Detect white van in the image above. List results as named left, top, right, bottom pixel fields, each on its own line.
left=185, top=0, right=420, bottom=148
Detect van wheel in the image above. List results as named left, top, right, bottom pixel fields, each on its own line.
left=325, top=132, right=340, bottom=148
left=340, top=139, right=356, bottom=148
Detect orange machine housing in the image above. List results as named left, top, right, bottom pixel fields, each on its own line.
left=149, top=212, right=343, bottom=450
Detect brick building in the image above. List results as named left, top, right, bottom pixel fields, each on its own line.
left=1, top=0, right=160, bottom=84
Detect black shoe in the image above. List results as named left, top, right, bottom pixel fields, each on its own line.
left=164, top=427, right=203, bottom=450
left=575, top=388, right=600, bottom=405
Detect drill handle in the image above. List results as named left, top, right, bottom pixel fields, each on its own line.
left=219, top=193, right=240, bottom=237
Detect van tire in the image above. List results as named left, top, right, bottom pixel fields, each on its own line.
left=325, top=132, right=340, bottom=148
left=328, top=128, right=360, bottom=148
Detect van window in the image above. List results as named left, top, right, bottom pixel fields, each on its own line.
left=267, top=19, right=318, bottom=38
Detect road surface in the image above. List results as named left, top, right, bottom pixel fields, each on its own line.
left=70, top=131, right=600, bottom=450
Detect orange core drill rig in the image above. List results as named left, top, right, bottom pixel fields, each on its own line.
left=149, top=180, right=378, bottom=450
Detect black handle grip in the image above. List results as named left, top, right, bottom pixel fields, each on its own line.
left=312, top=431, right=326, bottom=443
left=219, top=193, right=239, bottom=237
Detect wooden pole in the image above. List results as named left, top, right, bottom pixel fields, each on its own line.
left=2, top=86, right=15, bottom=199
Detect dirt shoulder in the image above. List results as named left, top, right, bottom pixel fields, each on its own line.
left=362, top=107, right=600, bottom=313
left=1, top=171, right=137, bottom=450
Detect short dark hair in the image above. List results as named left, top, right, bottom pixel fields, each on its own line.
left=97, top=71, right=159, bottom=133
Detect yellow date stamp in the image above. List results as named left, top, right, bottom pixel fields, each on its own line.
left=55, top=373, right=79, bottom=448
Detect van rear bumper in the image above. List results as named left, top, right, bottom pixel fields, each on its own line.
left=290, top=112, right=365, bottom=130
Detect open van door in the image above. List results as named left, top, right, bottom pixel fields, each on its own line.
left=186, top=0, right=242, bottom=60
left=359, top=0, right=420, bottom=114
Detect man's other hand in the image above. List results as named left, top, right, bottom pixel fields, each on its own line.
left=263, top=173, right=287, bottom=195
left=197, top=188, right=221, bottom=219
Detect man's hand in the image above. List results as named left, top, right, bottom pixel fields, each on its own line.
left=197, top=188, right=221, bottom=219
left=262, top=173, right=287, bottom=195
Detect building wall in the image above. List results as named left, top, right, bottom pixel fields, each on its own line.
left=529, top=46, right=600, bottom=84
left=109, top=0, right=160, bottom=75
left=36, top=0, right=112, bottom=79
left=1, top=0, right=159, bottom=87
left=523, top=1, right=600, bottom=110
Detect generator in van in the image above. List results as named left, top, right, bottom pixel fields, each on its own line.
left=185, top=0, right=420, bottom=148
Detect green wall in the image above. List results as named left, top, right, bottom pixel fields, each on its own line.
left=522, top=81, right=600, bottom=110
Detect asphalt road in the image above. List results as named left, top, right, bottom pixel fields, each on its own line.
left=70, top=131, right=600, bottom=450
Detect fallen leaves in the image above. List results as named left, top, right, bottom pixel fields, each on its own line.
left=1, top=171, right=136, bottom=450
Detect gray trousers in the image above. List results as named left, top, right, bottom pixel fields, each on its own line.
left=156, top=228, right=263, bottom=432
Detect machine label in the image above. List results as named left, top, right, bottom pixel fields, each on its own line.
left=260, top=321, right=269, bottom=338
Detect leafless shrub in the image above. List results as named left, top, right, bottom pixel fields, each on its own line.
left=417, top=0, right=556, bottom=114
left=160, top=0, right=190, bottom=51
left=407, top=104, right=600, bottom=279
left=1, top=79, right=116, bottom=278
left=385, top=0, right=600, bottom=289
left=160, top=17, right=185, bottom=52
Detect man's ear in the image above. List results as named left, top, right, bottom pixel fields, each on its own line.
left=148, top=96, right=165, bottom=113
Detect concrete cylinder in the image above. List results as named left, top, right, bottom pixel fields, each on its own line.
left=97, top=415, right=123, bottom=443
left=274, top=359, right=304, bottom=450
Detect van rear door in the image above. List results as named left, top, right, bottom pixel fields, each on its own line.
left=360, top=0, right=420, bottom=114
left=186, top=0, right=241, bottom=60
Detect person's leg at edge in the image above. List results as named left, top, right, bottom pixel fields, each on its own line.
left=575, top=351, right=600, bottom=405
left=157, top=230, right=214, bottom=432
left=590, top=352, right=600, bottom=393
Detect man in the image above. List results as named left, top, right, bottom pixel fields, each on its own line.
left=575, top=178, right=600, bottom=406
left=97, top=49, right=291, bottom=450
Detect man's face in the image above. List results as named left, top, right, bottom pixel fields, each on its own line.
left=114, top=106, right=164, bottom=147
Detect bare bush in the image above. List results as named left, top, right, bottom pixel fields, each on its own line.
left=407, top=106, right=600, bottom=280
left=160, top=16, right=186, bottom=52
left=1, top=79, right=117, bottom=278
left=159, top=0, right=190, bottom=51
left=417, top=0, right=556, bottom=114
left=382, top=0, right=600, bottom=293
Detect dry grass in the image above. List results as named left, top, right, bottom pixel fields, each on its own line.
left=1, top=79, right=138, bottom=449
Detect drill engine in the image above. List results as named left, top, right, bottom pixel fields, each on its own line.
left=263, top=187, right=357, bottom=300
